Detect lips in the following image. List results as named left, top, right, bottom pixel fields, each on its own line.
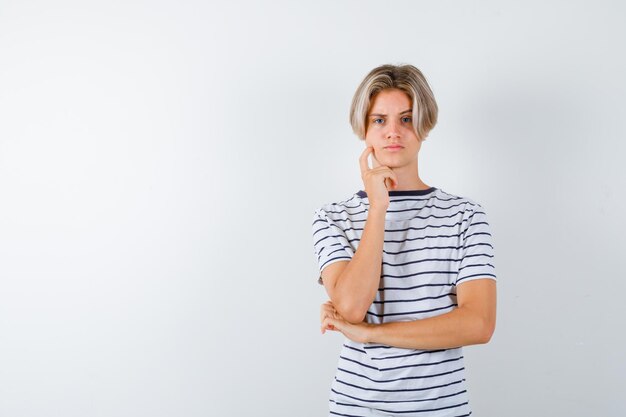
left=385, top=145, right=404, bottom=150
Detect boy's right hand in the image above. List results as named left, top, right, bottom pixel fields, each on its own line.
left=359, top=146, right=398, bottom=210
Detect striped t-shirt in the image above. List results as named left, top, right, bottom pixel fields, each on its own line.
left=311, top=186, right=496, bottom=417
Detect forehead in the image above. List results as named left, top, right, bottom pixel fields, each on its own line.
left=368, top=88, right=412, bottom=114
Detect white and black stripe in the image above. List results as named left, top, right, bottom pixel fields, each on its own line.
left=312, top=187, right=496, bottom=416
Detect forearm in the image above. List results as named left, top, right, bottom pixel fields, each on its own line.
left=331, top=206, right=387, bottom=322
left=366, top=306, right=494, bottom=350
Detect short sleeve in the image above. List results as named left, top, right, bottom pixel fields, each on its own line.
left=311, top=209, right=354, bottom=285
left=455, top=205, right=497, bottom=286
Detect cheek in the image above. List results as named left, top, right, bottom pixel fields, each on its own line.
left=365, top=140, right=382, bottom=152
left=364, top=131, right=380, bottom=146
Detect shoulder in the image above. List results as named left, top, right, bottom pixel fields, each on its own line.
left=435, top=187, right=487, bottom=214
left=312, top=192, right=363, bottom=222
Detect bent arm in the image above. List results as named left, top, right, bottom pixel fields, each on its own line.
left=321, top=279, right=497, bottom=349
left=367, top=279, right=497, bottom=349
left=321, top=206, right=387, bottom=323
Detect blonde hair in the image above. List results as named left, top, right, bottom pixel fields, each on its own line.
left=349, top=64, right=438, bottom=141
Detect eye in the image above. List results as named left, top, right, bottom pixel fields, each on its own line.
left=402, top=117, right=412, bottom=123
left=372, top=118, right=384, bottom=124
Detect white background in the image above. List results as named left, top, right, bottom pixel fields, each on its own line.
left=1, top=1, right=625, bottom=416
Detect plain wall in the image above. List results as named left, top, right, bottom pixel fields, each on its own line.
left=1, top=1, right=625, bottom=416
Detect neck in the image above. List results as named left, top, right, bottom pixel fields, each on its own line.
left=390, top=162, right=429, bottom=191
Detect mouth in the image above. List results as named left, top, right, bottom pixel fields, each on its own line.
left=384, top=145, right=404, bottom=150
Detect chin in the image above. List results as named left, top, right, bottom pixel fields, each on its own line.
left=379, top=155, right=409, bottom=167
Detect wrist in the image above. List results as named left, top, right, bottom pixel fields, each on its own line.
left=365, top=322, right=379, bottom=344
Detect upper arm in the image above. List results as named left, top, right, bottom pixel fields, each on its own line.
left=456, top=205, right=496, bottom=286
left=454, top=204, right=498, bottom=343
left=457, top=278, right=497, bottom=341
left=312, top=209, right=354, bottom=285
left=320, top=260, right=349, bottom=297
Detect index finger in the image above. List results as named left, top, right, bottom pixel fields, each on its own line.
left=359, top=146, right=375, bottom=174
left=370, top=150, right=382, bottom=168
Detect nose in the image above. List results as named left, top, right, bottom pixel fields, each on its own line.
left=385, top=119, right=401, bottom=139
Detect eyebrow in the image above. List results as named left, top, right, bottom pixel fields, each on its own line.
left=369, top=109, right=413, bottom=117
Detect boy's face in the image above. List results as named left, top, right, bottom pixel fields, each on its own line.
left=364, top=88, right=422, bottom=169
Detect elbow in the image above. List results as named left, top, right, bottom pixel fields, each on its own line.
left=344, top=310, right=368, bottom=324
left=335, top=301, right=369, bottom=324
left=477, top=318, right=496, bottom=344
